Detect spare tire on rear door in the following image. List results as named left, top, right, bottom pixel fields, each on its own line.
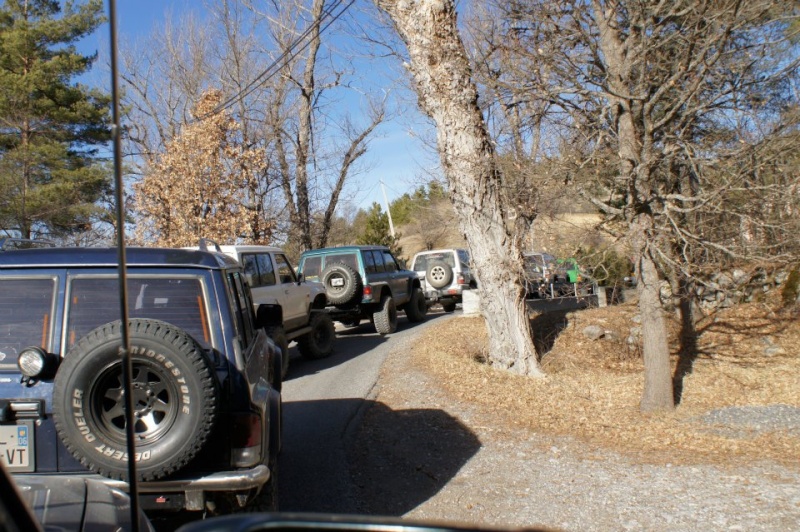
left=52, top=319, right=219, bottom=482
left=426, top=261, right=453, bottom=289
left=321, top=262, right=362, bottom=305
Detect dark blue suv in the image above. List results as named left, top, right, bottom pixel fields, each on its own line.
left=0, top=242, right=281, bottom=514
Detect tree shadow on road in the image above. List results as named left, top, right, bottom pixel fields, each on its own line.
left=345, top=402, right=481, bottom=516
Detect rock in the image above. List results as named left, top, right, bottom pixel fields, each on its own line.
left=695, top=285, right=706, bottom=297
left=764, top=346, right=786, bottom=357
left=732, top=269, right=749, bottom=284
left=717, top=273, right=734, bottom=289
left=582, top=325, right=605, bottom=340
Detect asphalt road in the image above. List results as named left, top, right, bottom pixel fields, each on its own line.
left=277, top=310, right=451, bottom=514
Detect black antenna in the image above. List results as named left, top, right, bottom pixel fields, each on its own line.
left=107, top=0, right=140, bottom=529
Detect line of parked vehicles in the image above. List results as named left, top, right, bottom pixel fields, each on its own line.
left=0, top=236, right=588, bottom=529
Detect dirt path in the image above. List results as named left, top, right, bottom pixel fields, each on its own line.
left=346, top=317, right=800, bottom=531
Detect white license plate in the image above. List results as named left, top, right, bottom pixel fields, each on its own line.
left=0, top=421, right=35, bottom=472
left=331, top=278, right=344, bottom=287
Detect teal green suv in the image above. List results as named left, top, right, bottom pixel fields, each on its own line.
left=297, top=245, right=428, bottom=334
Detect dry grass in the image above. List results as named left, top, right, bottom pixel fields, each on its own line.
left=412, top=301, right=800, bottom=467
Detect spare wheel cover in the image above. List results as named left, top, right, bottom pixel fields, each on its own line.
left=52, top=319, right=219, bottom=481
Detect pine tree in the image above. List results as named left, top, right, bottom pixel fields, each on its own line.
left=356, top=202, right=402, bottom=256
left=0, top=0, right=111, bottom=239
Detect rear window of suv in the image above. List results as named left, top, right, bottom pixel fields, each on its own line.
left=0, top=278, right=56, bottom=370
left=301, top=252, right=360, bottom=282
left=66, top=276, right=210, bottom=350
left=412, top=252, right=456, bottom=271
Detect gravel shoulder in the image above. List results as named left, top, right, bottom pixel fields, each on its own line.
left=346, top=313, right=800, bottom=531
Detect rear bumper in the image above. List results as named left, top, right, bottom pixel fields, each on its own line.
left=425, top=285, right=469, bottom=305
left=33, top=464, right=272, bottom=512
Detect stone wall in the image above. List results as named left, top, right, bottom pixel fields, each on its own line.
left=659, top=268, right=799, bottom=311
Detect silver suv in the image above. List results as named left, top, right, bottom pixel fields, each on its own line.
left=211, top=244, right=336, bottom=378
left=410, top=248, right=476, bottom=312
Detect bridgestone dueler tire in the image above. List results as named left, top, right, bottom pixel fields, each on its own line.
left=52, top=319, right=219, bottom=482
left=404, top=287, right=427, bottom=323
left=297, top=313, right=335, bottom=360
left=266, top=325, right=290, bottom=380
left=321, top=263, right=362, bottom=306
left=426, top=261, right=453, bottom=289
left=372, top=295, right=398, bottom=335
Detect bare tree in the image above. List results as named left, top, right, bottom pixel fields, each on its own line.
left=467, top=0, right=800, bottom=410
left=251, top=0, right=387, bottom=250
left=122, top=0, right=385, bottom=248
left=375, top=0, right=542, bottom=376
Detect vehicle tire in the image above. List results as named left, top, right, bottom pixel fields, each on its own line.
left=372, top=295, right=397, bottom=335
left=52, top=319, right=219, bottom=482
left=426, top=261, right=453, bottom=289
left=404, top=287, right=427, bottom=323
left=442, top=302, right=457, bottom=313
left=297, top=313, right=335, bottom=360
left=265, top=325, right=290, bottom=380
left=321, top=263, right=362, bottom=306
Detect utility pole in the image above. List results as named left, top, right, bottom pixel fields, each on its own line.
left=380, top=181, right=395, bottom=237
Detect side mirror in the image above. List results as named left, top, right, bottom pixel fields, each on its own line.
left=296, top=272, right=304, bottom=283
left=255, top=304, right=270, bottom=329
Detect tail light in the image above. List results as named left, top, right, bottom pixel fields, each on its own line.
left=363, top=285, right=373, bottom=302
left=457, top=274, right=465, bottom=285
left=231, top=413, right=262, bottom=468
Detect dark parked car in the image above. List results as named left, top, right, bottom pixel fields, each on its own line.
left=0, top=244, right=282, bottom=515
left=297, top=245, right=428, bottom=334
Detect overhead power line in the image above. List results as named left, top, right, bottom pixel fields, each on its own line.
left=200, top=0, right=355, bottom=120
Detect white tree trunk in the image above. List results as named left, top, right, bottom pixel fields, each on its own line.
left=376, top=0, right=541, bottom=376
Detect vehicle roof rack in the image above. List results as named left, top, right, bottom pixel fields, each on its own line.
left=198, top=238, right=223, bottom=252
left=0, top=238, right=56, bottom=251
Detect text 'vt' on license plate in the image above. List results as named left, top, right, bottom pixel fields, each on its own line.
left=0, top=421, right=35, bottom=472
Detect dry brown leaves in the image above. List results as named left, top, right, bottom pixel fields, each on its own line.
left=412, top=301, right=800, bottom=467
left=132, top=89, right=268, bottom=247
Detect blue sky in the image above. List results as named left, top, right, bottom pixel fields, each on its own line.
left=81, top=0, right=438, bottom=213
